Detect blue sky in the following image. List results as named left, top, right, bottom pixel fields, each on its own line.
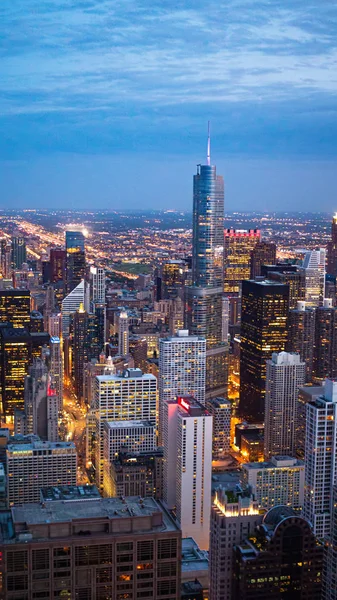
left=2, top=0, right=337, bottom=211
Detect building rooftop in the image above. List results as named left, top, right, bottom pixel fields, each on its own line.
left=181, top=537, right=209, bottom=574
left=7, top=440, right=76, bottom=453
left=243, top=456, right=304, bottom=470
left=97, top=370, right=156, bottom=382
left=105, top=420, right=153, bottom=429
left=2, top=496, right=179, bottom=543
left=40, top=485, right=100, bottom=502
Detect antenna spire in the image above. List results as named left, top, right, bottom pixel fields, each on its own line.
left=207, top=121, right=211, bottom=166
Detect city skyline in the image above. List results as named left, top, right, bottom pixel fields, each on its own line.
left=2, top=1, right=337, bottom=210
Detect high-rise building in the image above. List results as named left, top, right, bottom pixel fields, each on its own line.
left=267, top=268, right=305, bottom=309
left=224, top=229, right=261, bottom=294
left=162, top=260, right=185, bottom=299
left=313, top=299, right=337, bottom=382
left=0, top=493, right=181, bottom=600
left=185, top=128, right=225, bottom=400
left=15, top=358, right=59, bottom=442
left=118, top=310, right=129, bottom=356
left=300, top=248, right=326, bottom=307
left=296, top=384, right=324, bottom=459
left=222, top=296, right=229, bottom=341
left=323, top=483, right=337, bottom=600
left=29, top=309, right=44, bottom=333
left=0, top=289, right=30, bottom=329
left=89, top=265, right=105, bottom=304
left=304, top=379, right=337, bottom=539
left=48, top=312, right=61, bottom=337
left=158, top=330, right=206, bottom=442
left=65, top=230, right=85, bottom=294
left=94, top=369, right=157, bottom=487
left=239, top=280, right=289, bottom=421
left=61, top=278, right=89, bottom=337
left=0, top=326, right=31, bottom=418
left=205, top=397, right=231, bottom=459
left=163, top=396, right=212, bottom=549
left=11, top=236, right=26, bottom=269
left=264, top=352, right=305, bottom=459
left=249, top=240, right=277, bottom=279
left=209, top=487, right=261, bottom=600
left=71, top=306, right=99, bottom=401
left=287, top=300, right=315, bottom=381
left=233, top=506, right=323, bottom=600
left=327, top=213, right=337, bottom=277
left=241, top=456, right=305, bottom=511
left=49, top=248, right=66, bottom=283
left=49, top=336, right=63, bottom=411
left=6, top=437, right=77, bottom=504
left=106, top=449, right=163, bottom=499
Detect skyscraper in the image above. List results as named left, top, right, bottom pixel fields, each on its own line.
left=313, top=299, right=337, bottom=382
left=287, top=300, right=315, bottom=381
left=163, top=396, right=212, bottom=549
left=161, top=260, right=185, bottom=300
left=249, top=240, right=277, bottom=279
left=205, top=397, right=231, bottom=458
left=0, top=289, right=31, bottom=329
left=89, top=265, right=105, bottom=304
left=118, top=310, right=129, bottom=356
left=71, top=306, right=99, bottom=401
left=304, top=379, right=337, bottom=539
left=0, top=327, right=31, bottom=418
left=239, top=280, right=289, bottom=421
left=158, top=330, right=206, bottom=442
left=185, top=126, right=224, bottom=349
left=61, top=278, right=89, bottom=337
left=327, top=213, right=337, bottom=277
left=323, top=484, right=337, bottom=600
left=224, top=228, right=261, bottom=294
left=49, top=336, right=63, bottom=411
left=50, top=248, right=66, bottom=283
left=209, top=487, right=261, bottom=600
left=267, top=268, right=305, bottom=309
left=264, top=352, right=305, bottom=459
left=11, top=236, right=26, bottom=269
left=65, top=230, right=85, bottom=294
left=300, top=248, right=326, bottom=307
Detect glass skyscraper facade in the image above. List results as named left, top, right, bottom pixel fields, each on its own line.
left=65, top=230, right=86, bottom=294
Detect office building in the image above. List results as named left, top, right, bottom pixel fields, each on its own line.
left=94, top=369, right=157, bottom=487
left=205, top=397, right=231, bottom=459
left=224, top=228, right=260, bottom=294
left=300, top=248, right=326, bottom=307
left=49, top=336, right=63, bottom=411
left=0, top=326, right=31, bottom=418
left=159, top=330, right=206, bottom=442
left=15, top=358, right=59, bottom=442
left=185, top=129, right=226, bottom=399
left=106, top=449, right=163, bottom=499
left=163, top=396, right=212, bottom=549
left=65, top=230, right=86, bottom=294
left=287, top=300, right=315, bottom=381
left=205, top=343, right=229, bottom=399
left=304, top=379, right=337, bottom=539
left=313, top=299, right=337, bottom=381
left=249, top=240, right=277, bottom=279
left=267, top=268, right=305, bottom=309
left=222, top=296, right=229, bottom=341
left=11, top=236, right=26, bottom=269
left=239, top=280, right=289, bottom=421
left=0, top=493, right=181, bottom=600
left=169, top=296, right=185, bottom=335
left=0, top=462, right=6, bottom=509
left=61, top=278, right=89, bottom=337
left=327, top=213, right=337, bottom=276
left=296, top=384, right=324, bottom=459
left=30, top=331, right=50, bottom=361
left=29, top=309, right=44, bottom=333
left=48, top=312, right=61, bottom=337
left=162, top=260, right=185, bottom=299
left=264, top=352, right=305, bottom=459
left=241, top=455, right=305, bottom=511
left=71, top=306, right=99, bottom=401
left=118, top=309, right=129, bottom=356
left=233, top=506, right=323, bottom=600
left=49, top=247, right=66, bottom=283
left=209, top=487, right=261, bottom=600
left=323, top=484, right=337, bottom=600
left=0, top=289, right=30, bottom=328
left=89, top=265, right=105, bottom=304
left=6, top=437, right=77, bottom=505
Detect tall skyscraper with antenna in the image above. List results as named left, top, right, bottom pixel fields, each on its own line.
left=186, top=124, right=227, bottom=397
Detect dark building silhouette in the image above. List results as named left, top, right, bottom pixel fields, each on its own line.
left=327, top=214, right=337, bottom=276
left=239, top=280, right=288, bottom=420
left=50, top=248, right=66, bottom=283
left=71, top=307, right=99, bottom=401
left=267, top=268, right=305, bottom=309
left=249, top=240, right=277, bottom=279
left=11, top=236, right=26, bottom=269
left=65, top=230, right=85, bottom=294
left=287, top=301, right=315, bottom=382
left=313, top=299, right=337, bottom=382
left=233, top=506, right=323, bottom=600
left=161, top=260, right=185, bottom=299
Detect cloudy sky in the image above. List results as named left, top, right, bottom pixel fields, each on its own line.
left=2, top=0, right=337, bottom=211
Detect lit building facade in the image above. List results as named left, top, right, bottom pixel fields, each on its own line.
left=264, top=352, right=305, bottom=459
left=205, top=397, right=231, bottom=458
left=249, top=240, right=277, bottom=279
left=65, top=230, right=86, bottom=294
left=287, top=300, right=315, bottom=382
left=162, top=260, right=185, bottom=299
left=327, top=213, right=337, bottom=277
left=224, top=229, right=260, bottom=294
left=0, top=289, right=31, bottom=329
left=239, top=280, right=289, bottom=421
left=313, top=299, right=337, bottom=382
left=300, top=248, right=326, bottom=307
left=11, top=236, right=26, bottom=269
left=118, top=310, right=129, bottom=356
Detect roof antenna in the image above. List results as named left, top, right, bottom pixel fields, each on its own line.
left=207, top=121, right=211, bottom=166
